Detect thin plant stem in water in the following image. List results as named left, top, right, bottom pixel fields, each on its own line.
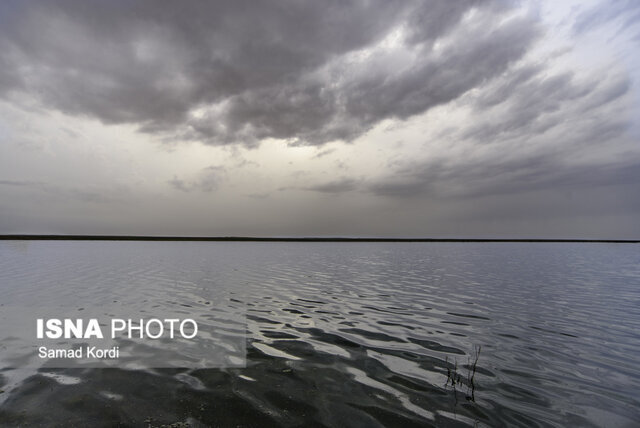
left=445, top=345, right=482, bottom=402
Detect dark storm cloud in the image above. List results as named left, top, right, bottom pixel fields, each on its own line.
left=340, top=12, right=539, bottom=129
left=0, top=0, right=538, bottom=146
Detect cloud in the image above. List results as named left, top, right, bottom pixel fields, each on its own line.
left=573, top=0, right=640, bottom=35
left=0, top=0, right=540, bottom=147
left=368, top=61, right=639, bottom=199
left=169, top=166, right=226, bottom=193
left=167, top=177, right=190, bottom=193
left=369, top=153, right=640, bottom=202
left=313, top=148, right=336, bottom=159
left=1, top=1, right=638, bottom=238
left=303, top=178, right=359, bottom=194
left=0, top=179, right=43, bottom=187
left=463, top=68, right=629, bottom=143
left=368, top=179, right=431, bottom=198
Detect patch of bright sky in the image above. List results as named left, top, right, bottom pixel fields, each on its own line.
left=0, top=95, right=228, bottom=196
left=539, top=0, right=639, bottom=111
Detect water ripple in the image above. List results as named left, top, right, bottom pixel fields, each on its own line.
left=1, top=241, right=639, bottom=426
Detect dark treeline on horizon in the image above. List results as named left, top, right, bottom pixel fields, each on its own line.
left=0, top=235, right=637, bottom=243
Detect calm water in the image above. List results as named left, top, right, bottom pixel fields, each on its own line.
left=0, top=241, right=639, bottom=427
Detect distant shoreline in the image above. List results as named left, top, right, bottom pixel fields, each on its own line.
left=0, top=235, right=637, bottom=243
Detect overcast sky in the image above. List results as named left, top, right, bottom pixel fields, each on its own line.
left=0, top=0, right=639, bottom=238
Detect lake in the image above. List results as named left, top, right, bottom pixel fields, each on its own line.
left=0, top=241, right=639, bottom=427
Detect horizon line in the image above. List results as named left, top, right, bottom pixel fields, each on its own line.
left=0, top=235, right=638, bottom=243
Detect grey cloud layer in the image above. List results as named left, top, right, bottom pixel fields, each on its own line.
left=368, top=64, right=637, bottom=199
left=300, top=58, right=638, bottom=201
left=0, top=0, right=536, bottom=146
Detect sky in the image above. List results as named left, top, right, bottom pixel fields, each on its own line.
left=0, top=0, right=639, bottom=238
